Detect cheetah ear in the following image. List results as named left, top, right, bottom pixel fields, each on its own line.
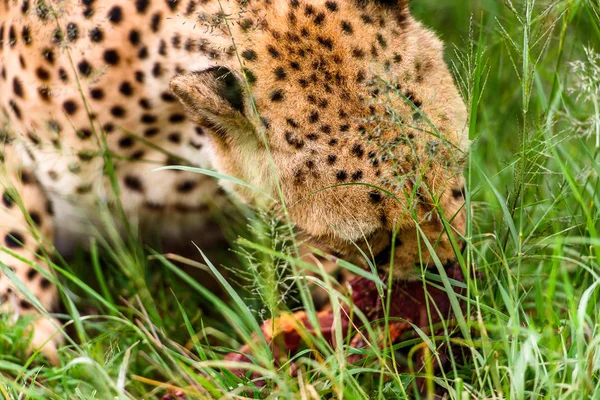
left=170, top=67, right=253, bottom=134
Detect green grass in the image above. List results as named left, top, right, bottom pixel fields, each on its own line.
left=2, top=0, right=600, bottom=398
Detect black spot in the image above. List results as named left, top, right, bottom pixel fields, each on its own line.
left=54, top=69, right=66, bottom=84
left=352, top=48, right=365, bottom=59
left=119, top=81, right=134, bottom=96
left=8, top=25, right=17, bottom=46
left=103, top=49, right=120, bottom=65
left=20, top=300, right=32, bottom=310
left=9, top=101, right=22, bottom=119
left=341, top=21, right=353, bottom=34
left=169, top=114, right=185, bottom=123
left=77, top=59, right=92, bottom=76
left=267, top=45, right=280, bottom=58
left=102, top=123, right=114, bottom=133
left=161, top=92, right=176, bottom=102
left=40, top=49, right=55, bottom=67
left=129, top=29, right=141, bottom=46
left=152, top=62, right=163, bottom=77
left=12, top=77, right=24, bottom=98
left=47, top=120, right=61, bottom=133
left=327, top=154, right=337, bottom=164
left=22, top=0, right=30, bottom=14
left=77, top=151, right=94, bottom=162
left=243, top=68, right=256, bottom=84
left=158, top=39, right=167, bottom=56
left=40, top=278, right=51, bottom=289
left=298, top=78, right=308, bottom=88
left=328, top=138, right=338, bottom=146
left=22, top=26, right=32, bottom=45
left=136, top=0, right=150, bottom=13
left=270, top=90, right=284, bottom=102
left=135, top=71, right=145, bottom=83
left=352, top=144, right=364, bottom=158
left=168, top=132, right=181, bottom=143
left=29, top=211, right=41, bottom=225
left=66, top=22, right=79, bottom=42
left=139, top=98, right=152, bottom=109
left=356, top=70, right=366, bottom=83
left=376, top=34, right=387, bottom=49
left=320, top=125, right=331, bottom=134
left=124, top=175, right=144, bottom=192
left=118, top=136, right=134, bottom=148
left=45, top=200, right=54, bottom=215
left=140, top=114, right=157, bottom=124
left=131, top=150, right=145, bottom=159
left=325, top=1, right=338, bottom=11
left=27, top=268, right=38, bottom=280
left=274, top=66, right=286, bottom=80
left=336, top=170, right=348, bottom=181
left=5, top=231, right=25, bottom=248
left=2, top=191, right=14, bottom=208
left=36, top=0, right=50, bottom=20
left=90, top=88, right=104, bottom=100
left=62, top=99, right=78, bottom=115
left=89, top=26, right=103, bottom=42
left=21, top=171, right=34, bottom=184
left=242, top=49, right=257, bottom=61
left=239, top=18, right=253, bottom=31
left=306, top=133, right=318, bottom=141
left=285, top=131, right=304, bottom=149
left=76, top=128, right=92, bottom=139
left=110, top=105, right=126, bottom=118
left=138, top=46, right=149, bottom=59
left=171, top=34, right=181, bottom=48
left=150, top=12, right=162, bottom=32
left=35, top=67, right=50, bottom=80
left=352, top=170, right=363, bottom=180
left=166, top=0, right=179, bottom=10
left=144, top=127, right=159, bottom=137
left=361, top=14, right=373, bottom=24
left=369, top=191, right=382, bottom=203
left=107, top=6, right=123, bottom=24
left=340, top=124, right=349, bottom=132
left=177, top=180, right=197, bottom=193
left=314, top=12, right=325, bottom=25
left=317, top=36, right=333, bottom=50
left=308, top=111, right=319, bottom=123
left=82, top=3, right=94, bottom=18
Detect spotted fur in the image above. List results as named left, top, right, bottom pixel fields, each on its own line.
left=0, top=0, right=468, bottom=362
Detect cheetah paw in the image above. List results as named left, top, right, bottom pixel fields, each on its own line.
left=27, top=315, right=64, bottom=365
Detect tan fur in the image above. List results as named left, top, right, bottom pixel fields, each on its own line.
left=0, top=0, right=468, bottom=362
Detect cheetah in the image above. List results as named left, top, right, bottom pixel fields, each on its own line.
left=0, top=0, right=468, bottom=363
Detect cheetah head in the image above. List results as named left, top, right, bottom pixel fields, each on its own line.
left=171, top=0, right=468, bottom=277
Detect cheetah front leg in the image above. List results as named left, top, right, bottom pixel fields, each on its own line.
left=0, top=143, right=63, bottom=364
